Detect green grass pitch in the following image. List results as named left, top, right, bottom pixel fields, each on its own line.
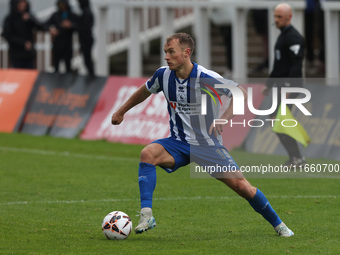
left=0, top=133, right=339, bottom=255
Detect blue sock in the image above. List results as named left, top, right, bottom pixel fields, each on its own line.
left=248, top=189, right=282, bottom=227
left=138, top=162, right=157, bottom=209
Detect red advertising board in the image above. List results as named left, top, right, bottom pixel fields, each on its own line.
left=81, top=76, right=170, bottom=144
left=0, top=69, right=38, bottom=132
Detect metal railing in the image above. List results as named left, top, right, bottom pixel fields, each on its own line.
left=1, top=0, right=339, bottom=84
left=0, top=0, right=193, bottom=75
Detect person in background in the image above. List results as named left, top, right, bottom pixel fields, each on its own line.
left=2, top=0, right=44, bottom=69
left=263, top=3, right=306, bottom=167
left=77, top=0, right=95, bottom=76
left=45, top=0, right=78, bottom=73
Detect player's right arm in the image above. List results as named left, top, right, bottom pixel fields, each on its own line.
left=111, top=84, right=151, bottom=125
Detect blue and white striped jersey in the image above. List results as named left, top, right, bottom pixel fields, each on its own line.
left=146, top=62, right=238, bottom=146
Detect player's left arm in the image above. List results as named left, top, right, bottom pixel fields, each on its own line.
left=209, top=85, right=247, bottom=136
left=287, top=35, right=304, bottom=78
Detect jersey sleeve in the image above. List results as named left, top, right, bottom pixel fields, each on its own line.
left=145, top=67, right=165, bottom=94
left=286, top=33, right=304, bottom=78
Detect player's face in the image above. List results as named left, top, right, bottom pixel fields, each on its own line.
left=163, top=39, right=189, bottom=71
left=274, top=8, right=291, bottom=29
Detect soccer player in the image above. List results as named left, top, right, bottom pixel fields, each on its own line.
left=111, top=33, right=294, bottom=237
left=262, top=3, right=306, bottom=167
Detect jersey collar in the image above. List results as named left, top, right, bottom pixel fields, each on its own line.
left=174, top=61, right=198, bottom=84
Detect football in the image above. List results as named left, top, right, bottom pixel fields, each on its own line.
left=102, top=211, right=132, bottom=240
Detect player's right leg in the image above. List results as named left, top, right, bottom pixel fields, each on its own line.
left=135, top=143, right=176, bottom=234
left=135, top=139, right=190, bottom=234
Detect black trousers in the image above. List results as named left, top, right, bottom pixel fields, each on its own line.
left=11, top=57, right=35, bottom=69
left=80, top=42, right=94, bottom=76
left=53, top=48, right=73, bottom=73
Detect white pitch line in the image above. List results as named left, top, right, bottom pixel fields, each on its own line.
left=0, top=146, right=139, bottom=162
left=0, top=195, right=337, bottom=206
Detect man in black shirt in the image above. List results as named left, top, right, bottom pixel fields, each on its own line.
left=77, top=0, right=95, bottom=76
left=45, top=0, right=78, bottom=73
left=262, top=3, right=306, bottom=167
left=2, top=0, right=44, bottom=69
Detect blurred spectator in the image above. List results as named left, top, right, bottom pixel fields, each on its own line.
left=250, top=9, right=269, bottom=75
left=304, top=0, right=325, bottom=75
left=2, top=0, right=44, bottom=69
left=210, top=6, right=234, bottom=78
left=77, top=0, right=95, bottom=76
left=45, top=0, right=78, bottom=73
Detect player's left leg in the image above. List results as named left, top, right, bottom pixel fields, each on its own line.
left=192, top=145, right=294, bottom=237
left=217, top=175, right=294, bottom=237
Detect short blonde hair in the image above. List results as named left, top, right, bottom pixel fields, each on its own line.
left=166, top=33, right=195, bottom=56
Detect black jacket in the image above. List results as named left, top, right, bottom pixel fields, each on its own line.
left=45, top=0, right=78, bottom=53
left=267, top=25, right=305, bottom=88
left=2, top=0, right=43, bottom=59
left=77, top=0, right=94, bottom=45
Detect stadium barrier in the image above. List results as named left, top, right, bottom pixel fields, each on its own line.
left=0, top=70, right=264, bottom=151
left=18, top=72, right=107, bottom=138
left=0, top=69, right=107, bottom=138
left=80, top=76, right=170, bottom=145
left=1, top=70, right=339, bottom=160
left=0, top=69, right=38, bottom=133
